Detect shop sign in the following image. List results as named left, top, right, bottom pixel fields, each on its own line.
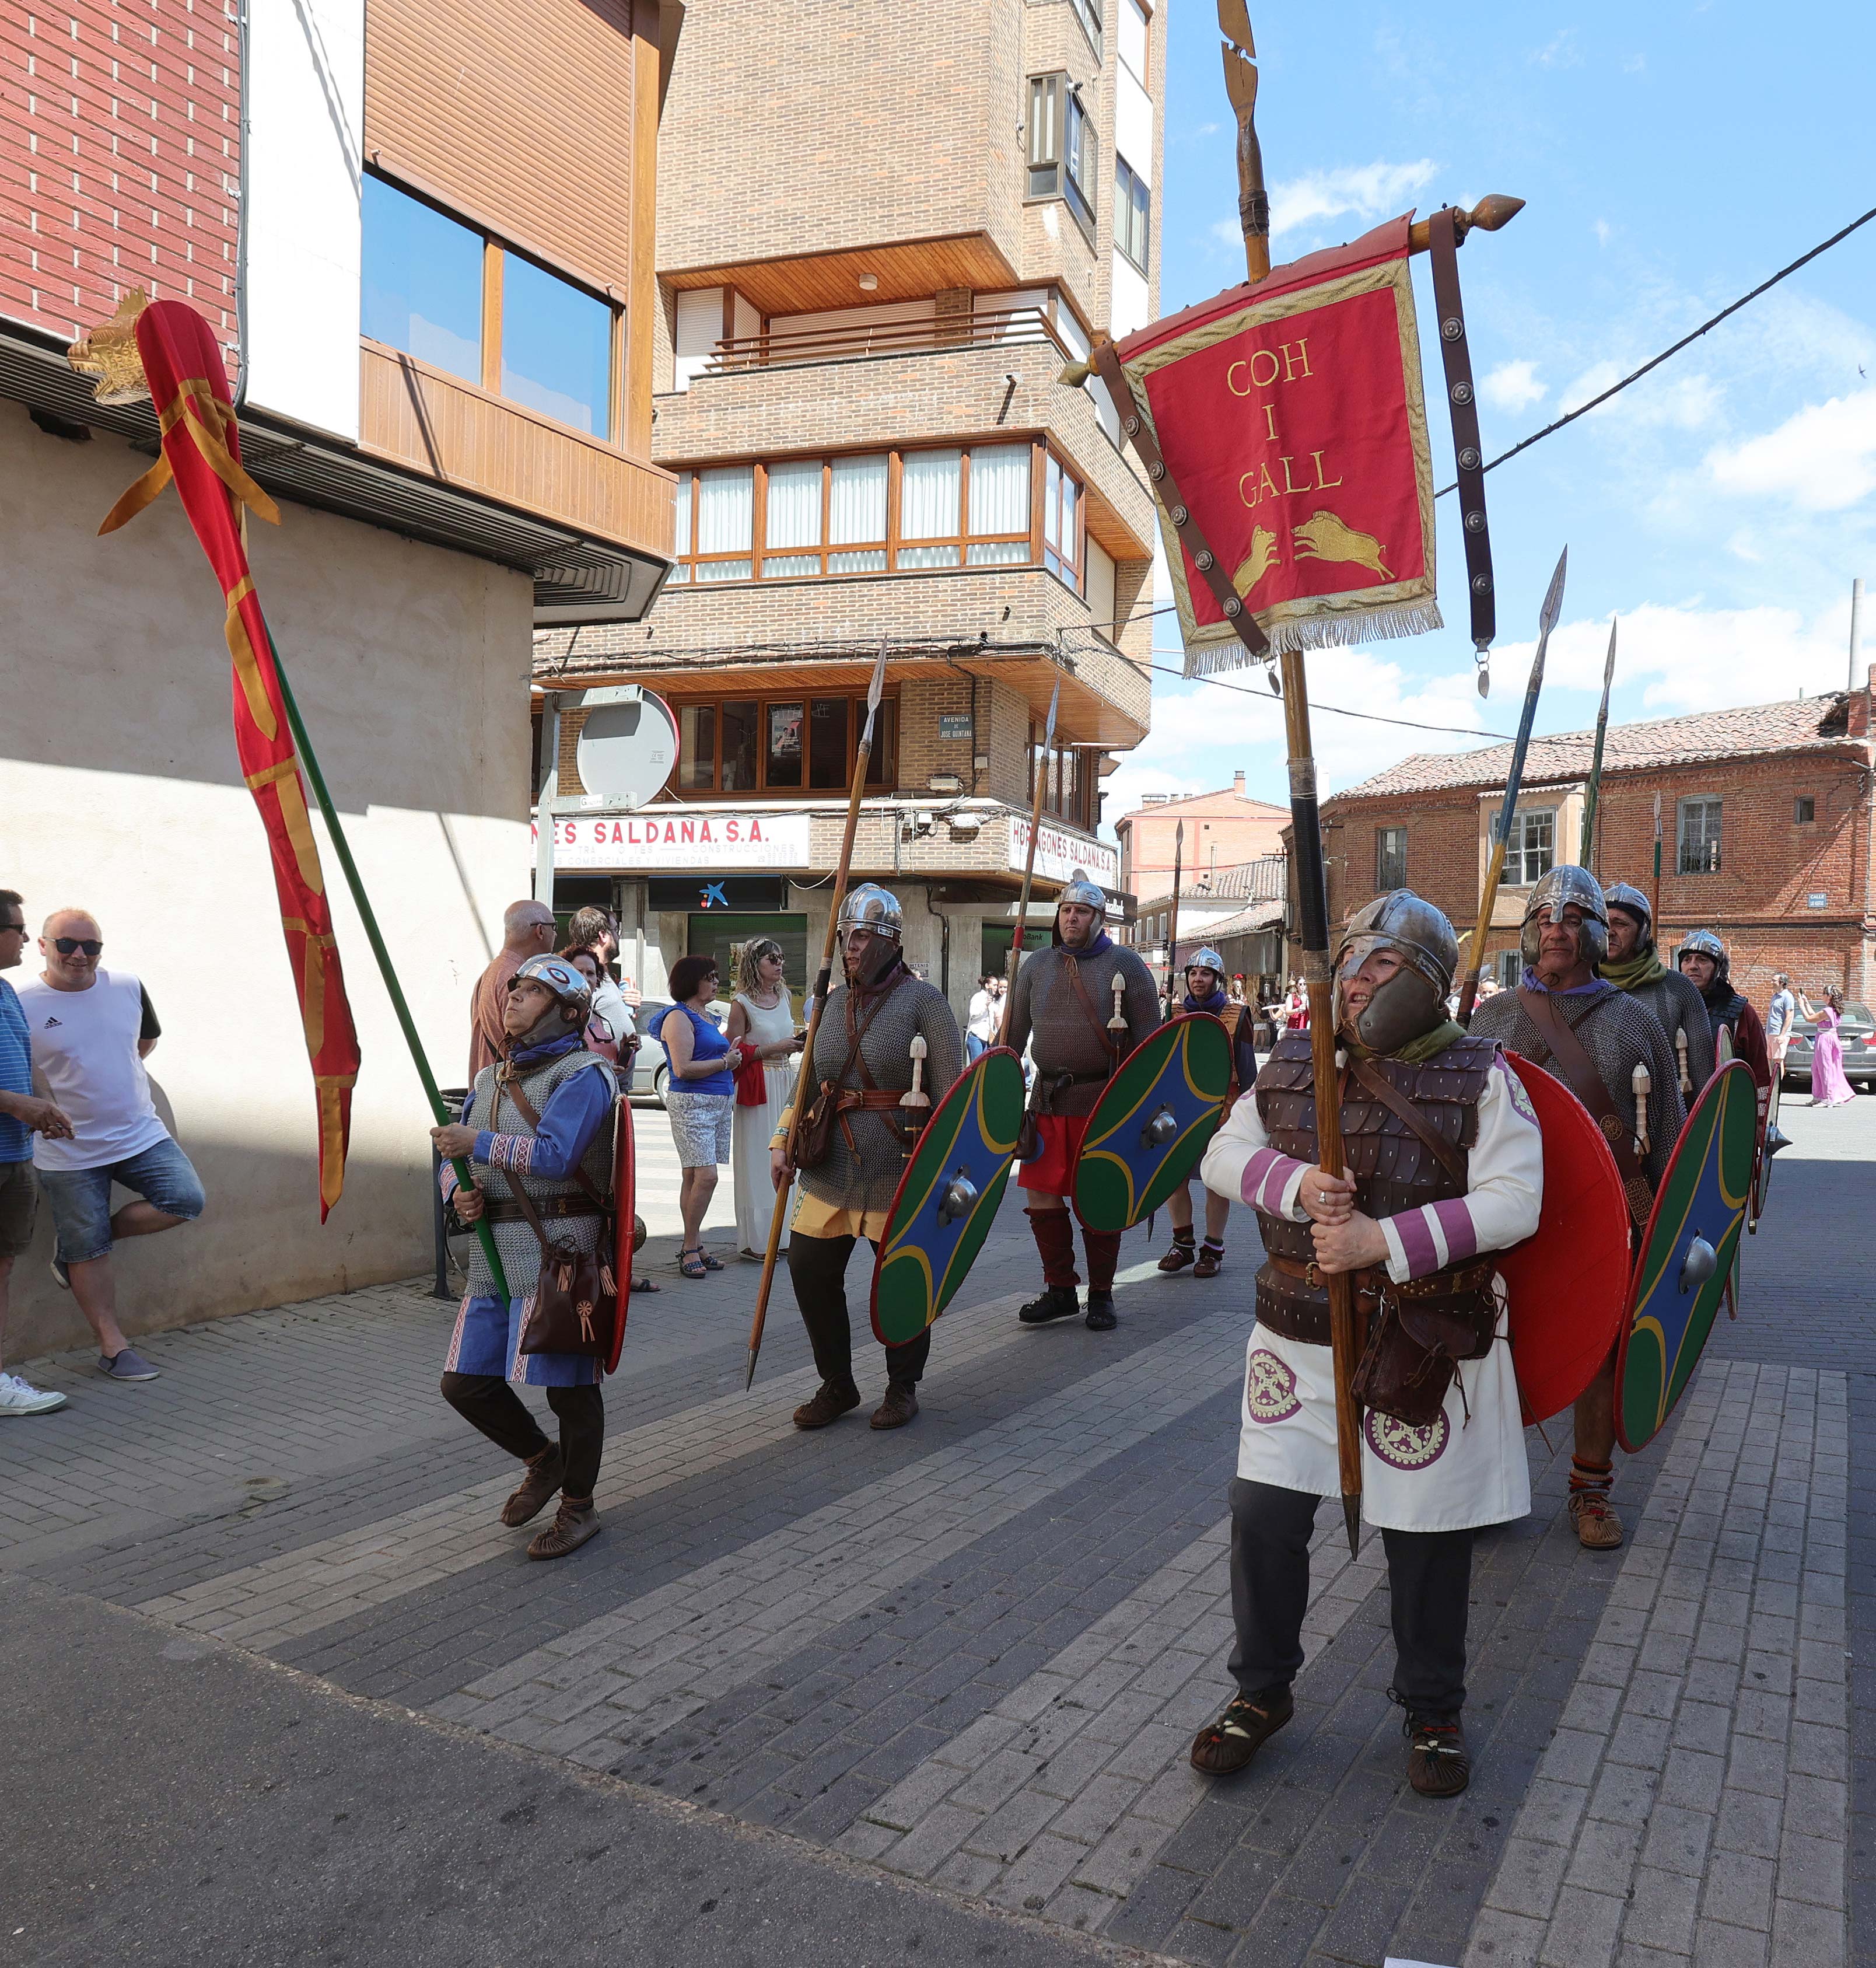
left=532, top=810, right=811, bottom=869
left=1007, top=819, right=1119, bottom=887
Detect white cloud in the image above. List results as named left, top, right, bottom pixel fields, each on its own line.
left=1482, top=359, right=1546, bottom=414
left=1706, top=388, right=1876, bottom=512
left=1592, top=218, right=1612, bottom=247
left=1558, top=359, right=1720, bottom=431
left=1532, top=29, right=1581, bottom=67
left=1267, top=159, right=1438, bottom=239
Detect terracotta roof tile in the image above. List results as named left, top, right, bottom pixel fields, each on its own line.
left=1337, top=695, right=1857, bottom=801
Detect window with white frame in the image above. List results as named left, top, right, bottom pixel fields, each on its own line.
left=1496, top=807, right=1555, bottom=886
left=1119, top=0, right=1150, bottom=83
left=1042, top=452, right=1084, bottom=593
left=1114, top=155, right=1150, bottom=270
left=1678, top=797, right=1723, bottom=874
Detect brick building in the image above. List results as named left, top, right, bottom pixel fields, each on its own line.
left=1, top=0, right=673, bottom=1354
left=1308, top=686, right=1876, bottom=1005
left=1114, top=774, right=1292, bottom=899
left=531, top=0, right=1165, bottom=1019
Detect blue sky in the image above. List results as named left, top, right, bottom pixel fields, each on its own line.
left=1105, top=2, right=1876, bottom=829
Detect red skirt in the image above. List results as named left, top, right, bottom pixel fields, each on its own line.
left=1016, top=1113, right=1089, bottom=1197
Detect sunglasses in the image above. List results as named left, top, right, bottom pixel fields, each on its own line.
left=53, top=938, right=104, bottom=956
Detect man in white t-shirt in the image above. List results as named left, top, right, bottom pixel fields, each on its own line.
left=18, top=910, right=206, bottom=1382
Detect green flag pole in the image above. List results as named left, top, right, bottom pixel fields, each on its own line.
left=264, top=628, right=510, bottom=1300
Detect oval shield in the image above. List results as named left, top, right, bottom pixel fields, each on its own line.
left=1493, top=1056, right=1630, bottom=1425
left=870, top=1047, right=1026, bottom=1348
left=1748, top=1071, right=1782, bottom=1232
left=1072, top=1013, right=1233, bottom=1233
left=607, top=1093, right=635, bottom=1373
left=1614, top=1059, right=1758, bottom=1453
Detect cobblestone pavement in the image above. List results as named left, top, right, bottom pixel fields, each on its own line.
left=3, top=1094, right=1871, bottom=1967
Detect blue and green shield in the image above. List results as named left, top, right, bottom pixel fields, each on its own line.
left=870, top=1046, right=1026, bottom=1347
left=1072, top=1013, right=1234, bottom=1233
left=1614, top=1059, right=1759, bottom=1452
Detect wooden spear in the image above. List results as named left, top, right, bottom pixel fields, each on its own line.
left=997, top=673, right=1060, bottom=1047
left=1163, top=819, right=1186, bottom=1008
left=1580, top=617, right=1618, bottom=869
left=1457, top=548, right=1567, bottom=1023
left=744, top=642, right=890, bottom=1389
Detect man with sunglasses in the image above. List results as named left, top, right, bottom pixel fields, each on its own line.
left=0, top=891, right=72, bottom=1414
left=16, top=909, right=205, bottom=1381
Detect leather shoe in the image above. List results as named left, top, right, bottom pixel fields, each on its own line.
left=1084, top=1291, right=1117, bottom=1331
left=1189, top=1688, right=1293, bottom=1774
left=526, top=1498, right=601, bottom=1560
left=1019, top=1285, right=1080, bottom=1324
left=793, top=1380, right=862, bottom=1429
left=1404, top=1711, right=1471, bottom=1797
left=870, top=1384, right=919, bottom=1429
left=1157, top=1239, right=1196, bottom=1273
left=1569, top=1490, right=1625, bottom=1550
left=500, top=1443, right=564, bottom=1527
left=1192, top=1243, right=1224, bottom=1279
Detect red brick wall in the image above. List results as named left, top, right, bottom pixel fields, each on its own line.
left=0, top=0, right=239, bottom=348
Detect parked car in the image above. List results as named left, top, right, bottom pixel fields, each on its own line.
left=1779, top=999, right=1876, bottom=1090
left=627, top=997, right=731, bottom=1107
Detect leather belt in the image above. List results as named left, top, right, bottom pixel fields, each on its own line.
left=1427, top=207, right=1496, bottom=670
left=1259, top=1253, right=1496, bottom=1347
left=484, top=1195, right=604, bottom=1225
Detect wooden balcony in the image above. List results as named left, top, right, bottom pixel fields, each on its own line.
left=704, top=306, right=1069, bottom=375
left=359, top=340, right=674, bottom=564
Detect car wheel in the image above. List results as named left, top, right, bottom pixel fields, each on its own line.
left=654, top=1063, right=670, bottom=1109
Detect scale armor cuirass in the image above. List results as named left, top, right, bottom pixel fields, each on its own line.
left=1706, top=987, right=1746, bottom=1039
left=800, top=974, right=964, bottom=1214
left=465, top=1048, right=615, bottom=1301
left=1251, top=1032, right=1496, bottom=1337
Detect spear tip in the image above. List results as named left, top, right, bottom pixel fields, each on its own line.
left=1341, top=1491, right=1362, bottom=1558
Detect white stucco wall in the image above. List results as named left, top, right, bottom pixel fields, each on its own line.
left=1, top=404, right=535, bottom=1358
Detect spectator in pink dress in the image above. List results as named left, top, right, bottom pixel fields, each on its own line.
left=1800, top=987, right=1856, bottom=1107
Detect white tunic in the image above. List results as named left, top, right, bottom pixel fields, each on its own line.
left=1199, top=1052, right=1544, bottom=1533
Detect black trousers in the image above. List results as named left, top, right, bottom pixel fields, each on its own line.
left=1227, top=1477, right=1473, bottom=1716
left=788, top=1230, right=930, bottom=1391
left=440, top=1372, right=604, bottom=1500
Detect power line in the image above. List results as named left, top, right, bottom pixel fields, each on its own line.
left=1437, top=200, right=1876, bottom=495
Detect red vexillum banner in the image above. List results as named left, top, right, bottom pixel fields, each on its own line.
left=97, top=299, right=361, bottom=1217
left=1112, top=216, right=1440, bottom=673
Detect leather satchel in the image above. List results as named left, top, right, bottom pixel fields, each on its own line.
left=488, top=1067, right=619, bottom=1359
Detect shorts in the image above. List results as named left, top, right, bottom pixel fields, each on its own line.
left=664, top=1090, right=733, bottom=1168
left=36, top=1137, right=206, bottom=1264
left=0, top=1159, right=36, bottom=1261
left=1016, top=1113, right=1090, bottom=1197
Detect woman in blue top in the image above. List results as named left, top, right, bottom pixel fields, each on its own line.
left=657, top=955, right=734, bottom=1277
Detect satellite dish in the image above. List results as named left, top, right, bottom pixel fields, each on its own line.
left=575, top=688, right=678, bottom=807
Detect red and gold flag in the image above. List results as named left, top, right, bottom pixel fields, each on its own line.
left=93, top=299, right=360, bottom=1216
left=1110, top=216, right=1440, bottom=673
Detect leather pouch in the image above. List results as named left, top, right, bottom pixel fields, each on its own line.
left=1352, top=1296, right=1496, bottom=1429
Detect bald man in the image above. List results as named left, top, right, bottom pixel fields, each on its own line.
left=470, top=900, right=557, bottom=1079
left=17, top=910, right=205, bottom=1380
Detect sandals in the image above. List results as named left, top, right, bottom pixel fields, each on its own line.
left=631, top=1274, right=660, bottom=1294
left=1188, top=1688, right=1293, bottom=1775
left=679, top=1248, right=709, bottom=1278
left=699, top=1249, right=724, bottom=1271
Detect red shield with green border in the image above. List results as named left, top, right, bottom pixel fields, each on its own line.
left=1493, top=1057, right=1631, bottom=1424
left=870, top=1047, right=1025, bottom=1347
left=1072, top=1014, right=1233, bottom=1233
left=1614, top=1060, right=1758, bottom=1452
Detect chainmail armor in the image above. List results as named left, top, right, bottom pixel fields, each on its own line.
left=1619, top=967, right=1715, bottom=1093
left=1469, top=986, right=1684, bottom=1191
left=464, top=1048, right=615, bottom=1301
left=799, top=974, right=965, bottom=1212
left=1003, top=943, right=1161, bottom=1116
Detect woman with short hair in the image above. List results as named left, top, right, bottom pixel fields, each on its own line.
left=559, top=946, right=620, bottom=1066
left=724, top=939, right=803, bottom=1260
left=656, top=955, right=734, bottom=1275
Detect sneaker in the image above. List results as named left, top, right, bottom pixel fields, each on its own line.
left=98, top=1348, right=159, bottom=1382
left=49, top=1257, right=70, bottom=1291
left=0, top=1373, right=67, bottom=1416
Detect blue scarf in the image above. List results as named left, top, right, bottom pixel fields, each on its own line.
left=1183, top=987, right=1228, bottom=1015
left=1058, top=929, right=1114, bottom=957
left=1521, top=967, right=1616, bottom=1000
left=506, top=1029, right=586, bottom=1069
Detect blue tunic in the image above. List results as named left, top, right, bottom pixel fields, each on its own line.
left=440, top=1038, right=617, bottom=1387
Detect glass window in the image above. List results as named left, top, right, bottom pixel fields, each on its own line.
left=1678, top=798, right=1723, bottom=875
left=1376, top=826, right=1407, bottom=890
left=765, top=457, right=822, bottom=565
left=360, top=175, right=482, bottom=384
left=695, top=466, right=754, bottom=581
left=864, top=698, right=897, bottom=786
left=1114, top=155, right=1151, bottom=270
left=767, top=702, right=804, bottom=788
left=1064, top=93, right=1096, bottom=237
left=678, top=705, right=716, bottom=790
left=828, top=453, right=888, bottom=572
left=1502, top=809, right=1555, bottom=886
left=900, top=448, right=962, bottom=567
left=1795, top=795, right=1816, bottom=823
left=1069, top=0, right=1102, bottom=58
left=808, top=698, right=850, bottom=789
left=673, top=474, right=693, bottom=573
left=1042, top=455, right=1083, bottom=592
left=967, top=443, right=1031, bottom=565
left=1027, top=75, right=1062, bottom=200
left=501, top=252, right=612, bottom=439
left=720, top=701, right=759, bottom=792
left=1119, top=0, right=1149, bottom=82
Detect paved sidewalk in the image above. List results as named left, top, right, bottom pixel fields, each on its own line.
left=2, top=1094, right=1870, bottom=1967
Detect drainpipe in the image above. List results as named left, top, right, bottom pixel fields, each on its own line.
left=232, top=0, right=253, bottom=407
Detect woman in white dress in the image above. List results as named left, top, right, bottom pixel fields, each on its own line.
left=725, top=939, right=804, bottom=1260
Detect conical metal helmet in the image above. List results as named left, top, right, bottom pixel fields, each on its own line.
left=1058, top=871, right=1107, bottom=913
left=1676, top=927, right=1729, bottom=991
left=1185, top=946, right=1226, bottom=977
left=836, top=882, right=903, bottom=942
left=1519, top=865, right=1609, bottom=969
left=1332, top=890, right=1458, bottom=1051
left=512, top=953, right=594, bottom=1022
left=1601, top=880, right=1654, bottom=946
